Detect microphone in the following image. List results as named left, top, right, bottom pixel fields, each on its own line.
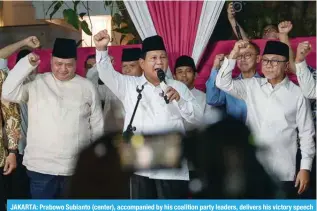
left=98, top=78, right=104, bottom=85
left=156, top=68, right=170, bottom=104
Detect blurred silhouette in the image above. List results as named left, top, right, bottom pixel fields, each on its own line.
left=67, top=117, right=283, bottom=199
left=66, top=133, right=132, bottom=198
left=184, top=117, right=283, bottom=199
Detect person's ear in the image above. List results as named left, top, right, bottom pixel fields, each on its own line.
left=139, top=58, right=145, bottom=70
left=285, top=62, right=290, bottom=73
left=256, top=55, right=261, bottom=64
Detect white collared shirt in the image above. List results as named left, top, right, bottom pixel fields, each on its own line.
left=96, top=50, right=203, bottom=180
left=215, top=58, right=315, bottom=181
left=186, top=88, right=222, bottom=130
left=87, top=66, right=125, bottom=132
left=296, top=60, right=316, bottom=99
left=2, top=57, right=104, bottom=176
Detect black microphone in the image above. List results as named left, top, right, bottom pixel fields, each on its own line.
left=98, top=78, right=104, bottom=85
left=156, top=69, right=170, bottom=104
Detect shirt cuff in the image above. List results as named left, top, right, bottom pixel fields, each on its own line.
left=220, top=58, right=236, bottom=77
left=227, top=59, right=237, bottom=70
left=0, top=58, right=8, bottom=70
left=209, top=68, right=219, bottom=80
left=295, top=60, right=308, bottom=77
left=96, top=50, right=109, bottom=63
left=300, top=158, right=313, bottom=171
left=22, top=56, right=37, bottom=74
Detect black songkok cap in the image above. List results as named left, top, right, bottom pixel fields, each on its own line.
left=263, top=40, right=289, bottom=61
left=174, top=55, right=196, bottom=72
left=142, top=35, right=166, bottom=54
left=122, top=48, right=141, bottom=62
left=52, top=38, right=77, bottom=59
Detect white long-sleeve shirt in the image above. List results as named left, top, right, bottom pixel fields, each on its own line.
left=216, top=58, right=315, bottom=182
left=296, top=60, right=316, bottom=99
left=96, top=50, right=203, bottom=180
left=86, top=66, right=125, bottom=132
left=2, top=56, right=104, bottom=176
left=185, top=88, right=222, bottom=130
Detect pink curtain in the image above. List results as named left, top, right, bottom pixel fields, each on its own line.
left=147, top=1, right=203, bottom=72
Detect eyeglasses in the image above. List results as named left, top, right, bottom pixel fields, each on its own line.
left=263, top=28, right=277, bottom=34
left=262, top=59, right=287, bottom=67
left=236, top=53, right=257, bottom=60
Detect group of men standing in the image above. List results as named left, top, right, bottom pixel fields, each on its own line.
left=0, top=24, right=315, bottom=206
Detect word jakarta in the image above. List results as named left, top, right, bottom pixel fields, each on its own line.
left=9, top=204, right=114, bottom=211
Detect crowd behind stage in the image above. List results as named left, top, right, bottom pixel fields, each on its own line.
left=0, top=5, right=316, bottom=207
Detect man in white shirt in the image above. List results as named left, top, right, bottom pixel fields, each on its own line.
left=86, top=54, right=124, bottom=133
left=2, top=37, right=104, bottom=199
left=216, top=40, right=315, bottom=198
left=86, top=48, right=144, bottom=133
left=294, top=41, right=315, bottom=100
left=94, top=29, right=203, bottom=198
left=174, top=55, right=222, bottom=130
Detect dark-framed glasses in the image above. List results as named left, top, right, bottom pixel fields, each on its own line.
left=262, top=59, right=287, bottom=67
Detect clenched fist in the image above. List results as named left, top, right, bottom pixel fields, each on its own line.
left=295, top=41, right=312, bottom=63
left=229, top=40, right=249, bottom=59
left=213, top=54, right=225, bottom=69
left=23, top=36, right=40, bottom=49
left=278, top=21, right=293, bottom=35
left=93, top=30, right=111, bottom=51
left=28, top=53, right=40, bottom=66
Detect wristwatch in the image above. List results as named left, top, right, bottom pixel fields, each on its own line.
left=8, top=149, right=18, bottom=155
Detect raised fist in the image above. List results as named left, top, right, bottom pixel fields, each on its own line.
left=93, top=30, right=111, bottom=51
left=295, top=41, right=312, bottom=63
left=229, top=40, right=249, bottom=59
left=213, top=54, right=225, bottom=69
left=28, top=53, right=40, bottom=66
left=23, top=36, right=40, bottom=49
left=278, top=21, right=293, bottom=35
left=227, top=2, right=235, bottom=20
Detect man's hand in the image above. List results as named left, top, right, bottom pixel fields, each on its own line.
left=3, top=153, right=17, bottom=175
left=28, top=53, right=40, bottom=66
left=94, top=30, right=111, bottom=51
left=295, top=41, right=312, bottom=63
left=227, top=2, right=235, bottom=20
left=23, top=36, right=40, bottom=49
left=295, top=169, right=310, bottom=195
left=165, top=87, right=180, bottom=102
left=229, top=40, right=249, bottom=59
left=213, top=54, right=225, bottom=70
left=278, top=21, right=293, bottom=35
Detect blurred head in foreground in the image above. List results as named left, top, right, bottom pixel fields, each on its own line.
left=66, top=133, right=132, bottom=198
left=67, top=117, right=283, bottom=199
left=184, top=116, right=282, bottom=199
